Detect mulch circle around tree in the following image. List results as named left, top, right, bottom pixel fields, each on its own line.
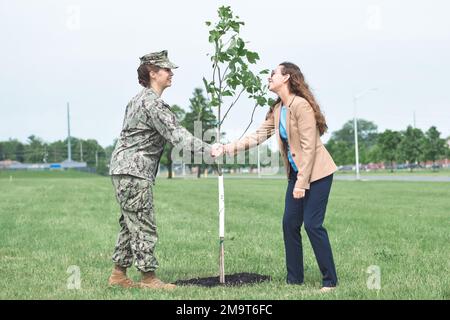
left=174, top=272, right=271, bottom=287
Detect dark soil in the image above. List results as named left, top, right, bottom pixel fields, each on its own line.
left=174, top=272, right=271, bottom=287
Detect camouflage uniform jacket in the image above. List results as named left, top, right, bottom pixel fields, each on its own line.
left=109, top=87, right=211, bottom=182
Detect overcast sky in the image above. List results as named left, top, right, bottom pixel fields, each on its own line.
left=1, top=0, right=449, bottom=147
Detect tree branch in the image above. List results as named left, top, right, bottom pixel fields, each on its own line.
left=219, top=88, right=245, bottom=127
left=217, top=64, right=223, bottom=132
left=238, top=102, right=258, bottom=140
left=221, top=67, right=230, bottom=93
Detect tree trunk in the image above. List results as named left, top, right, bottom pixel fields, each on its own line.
left=167, top=146, right=173, bottom=179
left=197, top=164, right=201, bottom=178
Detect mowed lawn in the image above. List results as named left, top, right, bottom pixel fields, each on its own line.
left=0, top=171, right=449, bottom=300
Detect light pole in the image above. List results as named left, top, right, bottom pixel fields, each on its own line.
left=353, top=88, right=378, bottom=180
left=257, top=144, right=261, bottom=178
left=67, top=102, right=72, bottom=162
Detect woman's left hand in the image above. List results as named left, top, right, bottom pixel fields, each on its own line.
left=293, top=188, right=306, bottom=199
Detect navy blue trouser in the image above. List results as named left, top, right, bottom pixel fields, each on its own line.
left=283, top=167, right=338, bottom=287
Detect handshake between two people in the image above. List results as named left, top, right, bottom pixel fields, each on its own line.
left=208, top=142, right=305, bottom=199
left=210, top=143, right=229, bottom=158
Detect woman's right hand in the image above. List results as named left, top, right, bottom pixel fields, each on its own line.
left=211, top=143, right=233, bottom=157
left=223, top=144, right=233, bottom=156
left=211, top=143, right=224, bottom=158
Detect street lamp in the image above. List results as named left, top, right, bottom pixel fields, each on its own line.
left=257, top=144, right=261, bottom=178
left=353, top=88, right=378, bottom=180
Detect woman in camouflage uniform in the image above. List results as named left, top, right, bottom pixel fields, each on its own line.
left=108, top=50, right=215, bottom=289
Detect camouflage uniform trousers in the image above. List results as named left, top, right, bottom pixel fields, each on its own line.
left=111, top=175, right=159, bottom=272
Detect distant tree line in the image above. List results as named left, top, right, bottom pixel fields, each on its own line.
left=0, top=135, right=113, bottom=175
left=325, top=119, right=450, bottom=171
left=2, top=96, right=448, bottom=177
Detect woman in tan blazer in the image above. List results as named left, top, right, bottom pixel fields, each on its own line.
left=217, top=62, right=338, bottom=291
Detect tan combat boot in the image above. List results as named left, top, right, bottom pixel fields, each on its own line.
left=139, top=271, right=176, bottom=290
left=108, top=266, right=137, bottom=288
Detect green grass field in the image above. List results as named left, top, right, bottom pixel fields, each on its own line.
left=0, top=170, right=449, bottom=300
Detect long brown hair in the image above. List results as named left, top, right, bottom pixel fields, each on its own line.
left=269, top=62, right=328, bottom=136
left=137, top=64, right=160, bottom=88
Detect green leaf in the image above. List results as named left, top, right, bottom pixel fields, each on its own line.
left=202, top=77, right=211, bottom=93
left=226, top=76, right=241, bottom=90
left=205, top=21, right=211, bottom=26
left=226, top=48, right=237, bottom=58
left=209, top=30, right=220, bottom=43
left=246, top=51, right=260, bottom=64
left=210, top=97, right=220, bottom=107
left=236, top=38, right=245, bottom=56
left=218, top=6, right=232, bottom=19
left=230, top=21, right=240, bottom=33
left=256, top=96, right=267, bottom=106
left=218, top=52, right=230, bottom=62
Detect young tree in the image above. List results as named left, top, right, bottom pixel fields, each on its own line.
left=203, top=6, right=272, bottom=283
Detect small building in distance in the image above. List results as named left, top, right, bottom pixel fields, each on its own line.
left=0, top=159, right=87, bottom=170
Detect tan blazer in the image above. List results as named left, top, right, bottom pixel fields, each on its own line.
left=228, top=96, right=337, bottom=190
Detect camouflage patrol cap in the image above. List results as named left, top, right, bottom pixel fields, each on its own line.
left=139, top=50, right=178, bottom=69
